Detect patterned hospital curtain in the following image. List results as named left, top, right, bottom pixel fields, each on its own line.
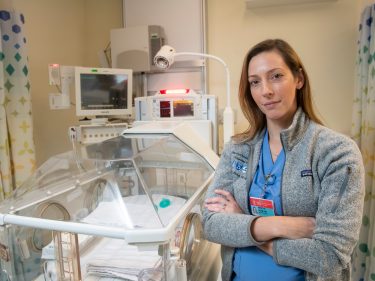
left=352, top=4, right=375, bottom=281
left=0, top=7, right=35, bottom=200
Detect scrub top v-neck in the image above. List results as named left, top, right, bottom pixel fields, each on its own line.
left=250, top=129, right=285, bottom=215
left=232, top=130, right=305, bottom=281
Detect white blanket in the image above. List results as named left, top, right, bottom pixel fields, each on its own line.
left=81, top=194, right=187, bottom=228
left=41, top=194, right=187, bottom=280
left=83, top=237, right=161, bottom=281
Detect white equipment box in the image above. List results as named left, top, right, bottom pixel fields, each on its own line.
left=135, top=89, right=218, bottom=152
left=69, top=123, right=129, bottom=144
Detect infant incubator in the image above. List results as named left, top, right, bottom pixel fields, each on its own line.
left=0, top=123, right=221, bottom=281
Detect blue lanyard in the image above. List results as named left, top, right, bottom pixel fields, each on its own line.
left=258, top=131, right=285, bottom=198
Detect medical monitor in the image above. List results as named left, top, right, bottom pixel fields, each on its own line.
left=75, top=67, right=133, bottom=117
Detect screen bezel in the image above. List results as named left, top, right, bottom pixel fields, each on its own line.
left=75, top=67, right=133, bottom=117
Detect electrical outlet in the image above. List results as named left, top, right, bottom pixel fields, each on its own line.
left=68, top=126, right=82, bottom=142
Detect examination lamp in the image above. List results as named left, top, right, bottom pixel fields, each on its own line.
left=154, top=45, right=234, bottom=144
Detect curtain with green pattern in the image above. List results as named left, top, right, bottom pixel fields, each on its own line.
left=0, top=8, right=35, bottom=200
left=352, top=4, right=375, bottom=281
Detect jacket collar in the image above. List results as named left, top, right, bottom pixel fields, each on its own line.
left=248, top=107, right=310, bottom=151
left=280, top=107, right=310, bottom=151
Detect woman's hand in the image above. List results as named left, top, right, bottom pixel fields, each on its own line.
left=254, top=217, right=315, bottom=256
left=257, top=241, right=274, bottom=256
left=251, top=216, right=316, bottom=242
left=277, top=216, right=316, bottom=239
left=204, top=189, right=243, bottom=214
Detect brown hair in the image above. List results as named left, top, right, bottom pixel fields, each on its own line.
left=233, top=39, right=322, bottom=142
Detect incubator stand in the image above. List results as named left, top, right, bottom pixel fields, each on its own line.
left=0, top=123, right=221, bottom=281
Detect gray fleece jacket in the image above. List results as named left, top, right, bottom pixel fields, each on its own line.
left=202, top=108, right=365, bottom=281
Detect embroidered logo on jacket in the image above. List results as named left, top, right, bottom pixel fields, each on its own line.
left=232, top=160, right=247, bottom=174
left=301, top=169, right=313, bottom=177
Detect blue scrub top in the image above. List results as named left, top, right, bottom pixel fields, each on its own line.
left=232, top=131, right=305, bottom=281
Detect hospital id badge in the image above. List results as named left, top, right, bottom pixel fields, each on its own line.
left=250, top=197, right=275, bottom=216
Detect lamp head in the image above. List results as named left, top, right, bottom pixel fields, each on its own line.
left=154, top=45, right=176, bottom=69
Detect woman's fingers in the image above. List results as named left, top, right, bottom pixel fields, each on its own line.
left=205, top=196, right=227, bottom=205
left=205, top=194, right=228, bottom=213
left=205, top=189, right=243, bottom=214
left=214, top=189, right=235, bottom=201
left=205, top=202, right=227, bottom=212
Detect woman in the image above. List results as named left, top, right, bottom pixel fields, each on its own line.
left=203, top=39, right=365, bottom=281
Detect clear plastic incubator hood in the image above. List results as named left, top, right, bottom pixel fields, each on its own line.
left=0, top=122, right=221, bottom=281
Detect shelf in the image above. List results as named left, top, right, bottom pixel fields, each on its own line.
left=245, top=0, right=338, bottom=8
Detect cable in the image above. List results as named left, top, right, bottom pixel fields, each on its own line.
left=104, top=42, right=112, bottom=67
left=84, top=179, right=107, bottom=212
left=54, top=84, right=61, bottom=93
left=28, top=202, right=70, bottom=252
left=70, top=133, right=86, bottom=173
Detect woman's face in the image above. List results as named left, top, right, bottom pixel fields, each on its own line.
left=248, top=50, right=303, bottom=127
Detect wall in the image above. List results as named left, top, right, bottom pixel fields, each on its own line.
left=207, top=0, right=360, bottom=149
left=13, top=0, right=123, bottom=166
left=83, top=0, right=123, bottom=67
left=361, top=0, right=375, bottom=8
left=11, top=0, right=365, bottom=165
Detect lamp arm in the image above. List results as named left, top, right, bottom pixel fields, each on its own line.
left=174, top=52, right=231, bottom=108
left=173, top=51, right=234, bottom=144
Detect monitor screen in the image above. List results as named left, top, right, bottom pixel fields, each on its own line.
left=75, top=67, right=133, bottom=117
left=173, top=100, right=194, bottom=117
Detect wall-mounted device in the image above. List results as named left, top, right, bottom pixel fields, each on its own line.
left=75, top=67, right=133, bottom=118
left=135, top=89, right=215, bottom=121
left=110, top=25, right=164, bottom=72
left=153, top=45, right=234, bottom=145
left=48, top=64, right=75, bottom=110
left=135, top=89, right=218, bottom=152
